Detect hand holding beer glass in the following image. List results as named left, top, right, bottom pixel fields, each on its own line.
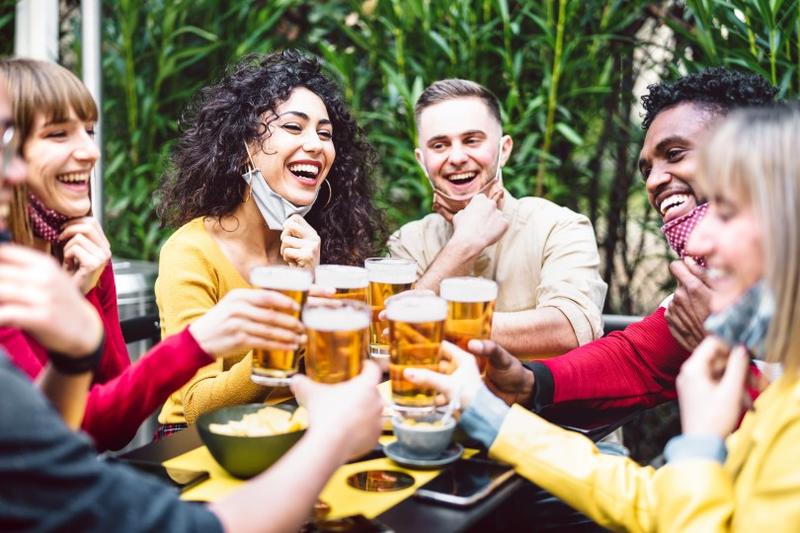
left=250, top=265, right=312, bottom=386
left=440, top=277, right=497, bottom=373
left=386, top=293, right=447, bottom=413
left=365, top=258, right=416, bottom=361
left=315, top=265, right=369, bottom=303
left=303, top=299, right=370, bottom=384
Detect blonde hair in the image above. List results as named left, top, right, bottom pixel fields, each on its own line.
left=697, top=105, right=800, bottom=372
left=0, top=58, right=97, bottom=247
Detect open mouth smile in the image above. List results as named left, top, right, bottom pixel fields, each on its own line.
left=56, top=171, right=90, bottom=189
left=288, top=160, right=322, bottom=186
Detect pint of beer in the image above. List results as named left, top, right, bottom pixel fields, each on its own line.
left=387, top=294, right=447, bottom=411
left=315, top=265, right=369, bottom=303
left=364, top=258, right=416, bottom=360
left=440, top=277, right=497, bottom=372
left=249, top=265, right=312, bottom=387
left=303, top=300, right=370, bottom=384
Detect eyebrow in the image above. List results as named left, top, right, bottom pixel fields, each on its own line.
left=638, top=135, right=691, bottom=171
left=426, top=129, right=486, bottom=145
left=278, top=111, right=331, bottom=125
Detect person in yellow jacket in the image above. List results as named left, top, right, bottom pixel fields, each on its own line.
left=405, top=104, right=800, bottom=532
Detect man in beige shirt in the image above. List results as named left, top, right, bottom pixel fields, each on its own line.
left=388, top=79, right=607, bottom=356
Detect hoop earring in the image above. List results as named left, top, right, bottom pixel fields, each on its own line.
left=322, top=180, right=333, bottom=209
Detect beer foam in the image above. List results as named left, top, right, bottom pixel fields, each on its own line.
left=315, top=265, right=368, bottom=289
left=386, top=295, right=447, bottom=322
left=251, top=266, right=312, bottom=290
left=364, top=258, right=417, bottom=284
left=440, top=277, right=498, bottom=302
left=303, top=306, right=370, bottom=331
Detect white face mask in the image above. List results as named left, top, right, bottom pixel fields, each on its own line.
left=418, top=136, right=505, bottom=205
left=242, top=142, right=319, bottom=230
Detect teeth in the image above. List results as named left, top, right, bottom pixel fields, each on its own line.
left=288, top=163, right=320, bottom=177
left=448, top=172, right=477, bottom=182
left=660, top=194, right=689, bottom=215
left=57, top=172, right=90, bottom=183
left=0, top=204, right=8, bottom=218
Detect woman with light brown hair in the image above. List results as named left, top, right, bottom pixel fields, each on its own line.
left=407, top=104, right=800, bottom=530
left=0, top=57, right=307, bottom=451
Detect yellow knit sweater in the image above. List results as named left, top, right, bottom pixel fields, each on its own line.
left=155, top=217, right=284, bottom=424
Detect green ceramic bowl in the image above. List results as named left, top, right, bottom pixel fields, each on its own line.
left=197, top=403, right=305, bottom=479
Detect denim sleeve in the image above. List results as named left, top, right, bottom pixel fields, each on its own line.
left=459, top=383, right=511, bottom=448
left=664, top=434, right=728, bottom=464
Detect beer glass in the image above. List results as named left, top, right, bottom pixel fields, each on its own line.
left=303, top=299, right=370, bottom=384
left=440, top=277, right=497, bottom=372
left=315, top=265, right=369, bottom=303
left=249, top=265, right=312, bottom=386
left=364, top=258, right=416, bottom=360
left=387, top=293, right=447, bottom=412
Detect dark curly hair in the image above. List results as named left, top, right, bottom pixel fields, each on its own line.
left=157, top=49, right=386, bottom=265
left=641, top=67, right=777, bottom=130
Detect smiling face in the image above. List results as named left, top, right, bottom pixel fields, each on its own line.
left=638, top=102, right=717, bottom=223
left=249, top=87, right=335, bottom=207
left=686, top=193, right=763, bottom=313
left=415, top=96, right=511, bottom=199
left=23, top=107, right=98, bottom=217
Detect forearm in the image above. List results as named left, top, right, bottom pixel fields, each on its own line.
left=490, top=405, right=659, bottom=533
left=211, top=429, right=344, bottom=532
left=492, top=308, right=578, bottom=357
left=82, top=328, right=213, bottom=451
left=36, top=366, right=93, bottom=429
left=414, top=239, right=481, bottom=292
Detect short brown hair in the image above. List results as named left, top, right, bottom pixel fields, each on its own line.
left=414, top=79, right=501, bottom=125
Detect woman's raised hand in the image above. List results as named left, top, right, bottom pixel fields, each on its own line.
left=188, top=288, right=306, bottom=359
left=60, top=217, right=112, bottom=294
left=404, top=341, right=485, bottom=411
left=280, top=214, right=321, bottom=270
left=677, top=337, right=752, bottom=438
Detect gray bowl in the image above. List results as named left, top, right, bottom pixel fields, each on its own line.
left=391, top=413, right=456, bottom=459
left=197, top=403, right=305, bottom=479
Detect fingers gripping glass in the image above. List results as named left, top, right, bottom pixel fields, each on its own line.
left=1, top=122, right=18, bottom=175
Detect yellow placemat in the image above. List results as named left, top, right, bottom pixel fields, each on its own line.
left=168, top=434, right=475, bottom=519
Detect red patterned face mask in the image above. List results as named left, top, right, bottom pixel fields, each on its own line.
left=660, top=202, right=708, bottom=267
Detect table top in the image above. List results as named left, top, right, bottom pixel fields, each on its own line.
left=121, top=404, right=639, bottom=533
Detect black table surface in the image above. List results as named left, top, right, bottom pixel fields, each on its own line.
left=121, top=408, right=638, bottom=533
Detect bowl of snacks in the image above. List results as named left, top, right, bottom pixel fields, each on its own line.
left=197, top=404, right=308, bottom=479
left=391, top=411, right=456, bottom=459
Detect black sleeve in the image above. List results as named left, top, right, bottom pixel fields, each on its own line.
left=521, top=361, right=555, bottom=412
left=0, top=355, right=223, bottom=533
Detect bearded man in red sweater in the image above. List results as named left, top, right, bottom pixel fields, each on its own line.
left=477, top=68, right=777, bottom=417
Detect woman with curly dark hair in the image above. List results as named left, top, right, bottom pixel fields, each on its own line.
left=154, top=49, right=385, bottom=433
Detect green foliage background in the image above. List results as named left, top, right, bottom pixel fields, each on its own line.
left=2, top=0, right=799, bottom=313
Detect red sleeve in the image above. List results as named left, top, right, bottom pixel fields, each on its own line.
left=541, top=307, right=690, bottom=410
left=81, top=327, right=213, bottom=451
left=0, top=327, right=46, bottom=379
left=84, top=263, right=130, bottom=384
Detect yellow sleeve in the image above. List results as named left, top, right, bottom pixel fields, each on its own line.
left=155, top=232, right=268, bottom=424
left=654, top=416, right=800, bottom=532
left=489, top=405, right=660, bottom=533
left=534, top=209, right=607, bottom=344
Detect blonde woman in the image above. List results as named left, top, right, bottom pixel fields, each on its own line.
left=406, top=104, right=800, bottom=531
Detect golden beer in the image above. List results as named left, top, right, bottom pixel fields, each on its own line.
left=365, top=258, right=416, bottom=359
left=387, top=294, right=447, bottom=410
left=315, top=265, right=369, bottom=303
left=303, top=300, right=369, bottom=384
left=440, top=277, right=498, bottom=373
left=250, top=266, right=312, bottom=386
